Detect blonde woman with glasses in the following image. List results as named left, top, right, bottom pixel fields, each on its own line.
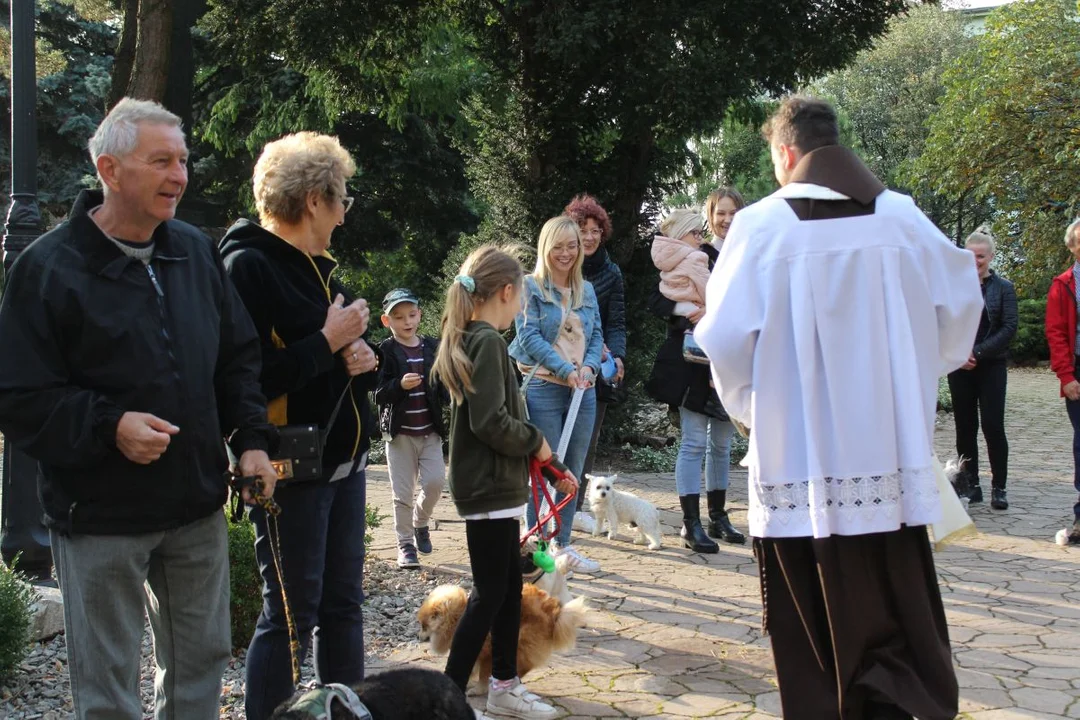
left=509, top=215, right=605, bottom=575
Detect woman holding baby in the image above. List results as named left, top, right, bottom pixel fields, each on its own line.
left=645, top=190, right=747, bottom=553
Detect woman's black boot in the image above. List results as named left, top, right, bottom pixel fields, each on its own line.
left=706, top=490, right=746, bottom=544
left=680, top=494, right=719, bottom=554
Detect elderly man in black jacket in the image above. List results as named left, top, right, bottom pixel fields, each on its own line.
left=0, top=98, right=277, bottom=720
left=947, top=229, right=1018, bottom=510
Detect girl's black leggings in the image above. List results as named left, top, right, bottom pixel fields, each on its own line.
left=444, top=517, right=522, bottom=690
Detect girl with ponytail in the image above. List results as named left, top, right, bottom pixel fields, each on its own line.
left=432, top=245, right=576, bottom=720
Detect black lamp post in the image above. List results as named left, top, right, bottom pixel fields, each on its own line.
left=1, top=0, right=52, bottom=580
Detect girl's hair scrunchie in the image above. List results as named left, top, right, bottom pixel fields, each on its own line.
left=455, top=274, right=476, bottom=293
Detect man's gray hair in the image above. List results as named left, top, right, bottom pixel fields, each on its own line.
left=88, top=98, right=184, bottom=166
left=1066, top=218, right=1080, bottom=249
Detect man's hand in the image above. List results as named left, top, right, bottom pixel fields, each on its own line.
left=961, top=353, right=977, bottom=371
left=116, top=412, right=179, bottom=464
left=400, top=373, right=423, bottom=390
left=688, top=305, right=706, bottom=324
left=614, top=357, right=625, bottom=383
left=322, top=295, right=370, bottom=353
left=238, top=449, right=278, bottom=502
left=1065, top=380, right=1080, bottom=401
left=342, top=339, right=378, bottom=376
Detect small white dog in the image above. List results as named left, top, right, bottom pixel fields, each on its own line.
left=586, top=474, right=663, bottom=550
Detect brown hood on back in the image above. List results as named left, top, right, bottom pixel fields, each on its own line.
left=788, top=145, right=885, bottom=205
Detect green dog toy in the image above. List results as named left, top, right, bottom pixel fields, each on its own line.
left=532, top=540, right=556, bottom=574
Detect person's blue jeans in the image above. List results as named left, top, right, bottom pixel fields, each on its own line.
left=676, top=407, right=734, bottom=496
left=524, top=378, right=596, bottom=547
left=1066, top=396, right=1080, bottom=521
left=244, top=467, right=367, bottom=720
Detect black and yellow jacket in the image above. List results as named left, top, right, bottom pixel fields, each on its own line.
left=220, top=219, right=380, bottom=474
left=447, top=321, right=545, bottom=516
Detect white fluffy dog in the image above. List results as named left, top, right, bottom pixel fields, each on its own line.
left=586, top=474, right=663, bottom=550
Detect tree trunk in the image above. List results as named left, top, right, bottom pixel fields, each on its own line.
left=106, top=0, right=139, bottom=110
left=163, top=0, right=208, bottom=132
left=607, top=130, right=656, bottom=267
left=126, top=0, right=174, bottom=103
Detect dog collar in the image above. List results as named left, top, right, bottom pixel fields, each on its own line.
left=289, top=683, right=373, bottom=720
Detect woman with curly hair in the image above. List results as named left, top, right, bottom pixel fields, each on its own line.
left=564, top=194, right=626, bottom=529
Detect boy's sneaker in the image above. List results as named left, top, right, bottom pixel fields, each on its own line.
left=474, top=709, right=494, bottom=720
left=554, top=545, right=600, bottom=575
left=486, top=680, right=558, bottom=719
left=415, top=526, right=433, bottom=554
left=397, top=544, right=421, bottom=569
left=573, top=511, right=596, bottom=534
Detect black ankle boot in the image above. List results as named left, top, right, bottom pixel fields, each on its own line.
left=706, top=490, right=746, bottom=544
left=680, top=494, right=719, bottom=554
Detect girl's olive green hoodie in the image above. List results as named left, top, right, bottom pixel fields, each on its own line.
left=447, top=321, right=545, bottom=516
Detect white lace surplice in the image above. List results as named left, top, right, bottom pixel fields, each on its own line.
left=697, top=187, right=984, bottom=539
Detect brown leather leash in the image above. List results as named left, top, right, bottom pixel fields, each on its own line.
left=229, top=475, right=302, bottom=685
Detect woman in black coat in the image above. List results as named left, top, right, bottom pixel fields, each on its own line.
left=646, top=199, right=746, bottom=553
left=565, top=194, right=626, bottom=523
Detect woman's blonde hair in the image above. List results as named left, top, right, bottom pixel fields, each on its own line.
left=660, top=207, right=703, bottom=244
left=533, top=215, right=585, bottom=310
left=432, top=245, right=526, bottom=404
left=253, top=132, right=357, bottom=225
left=965, top=228, right=996, bottom=256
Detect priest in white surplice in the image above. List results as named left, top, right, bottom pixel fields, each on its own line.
left=695, top=97, right=983, bottom=720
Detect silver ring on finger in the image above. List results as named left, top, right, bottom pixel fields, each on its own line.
left=352, top=353, right=358, bottom=361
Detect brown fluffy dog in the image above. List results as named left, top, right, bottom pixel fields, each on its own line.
left=417, top=583, right=587, bottom=687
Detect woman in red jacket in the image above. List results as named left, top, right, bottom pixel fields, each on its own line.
left=1046, top=218, right=1080, bottom=543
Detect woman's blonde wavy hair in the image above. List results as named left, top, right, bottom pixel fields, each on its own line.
left=253, top=132, right=356, bottom=225
left=432, top=245, right=526, bottom=405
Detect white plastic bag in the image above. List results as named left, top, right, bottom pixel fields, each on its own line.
left=929, top=455, right=977, bottom=550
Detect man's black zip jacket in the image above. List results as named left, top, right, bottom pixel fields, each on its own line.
left=0, top=190, right=274, bottom=535
left=220, top=219, right=380, bottom=475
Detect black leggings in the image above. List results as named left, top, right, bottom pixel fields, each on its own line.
left=444, top=518, right=522, bottom=691
left=947, top=361, right=1008, bottom=489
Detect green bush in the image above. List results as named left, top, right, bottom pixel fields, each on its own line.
left=0, top=558, right=38, bottom=681
left=626, top=443, right=679, bottom=472
left=937, top=376, right=953, bottom=413
left=227, top=513, right=261, bottom=652
left=1012, top=298, right=1049, bottom=364
left=227, top=503, right=387, bottom=652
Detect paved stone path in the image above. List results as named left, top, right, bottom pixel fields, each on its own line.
left=365, top=369, right=1080, bottom=719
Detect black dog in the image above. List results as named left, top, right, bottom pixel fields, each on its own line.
left=270, top=668, right=475, bottom=719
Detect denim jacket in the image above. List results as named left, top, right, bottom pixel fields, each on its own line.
left=508, top=275, right=604, bottom=380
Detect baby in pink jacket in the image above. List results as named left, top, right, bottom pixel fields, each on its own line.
left=651, top=207, right=712, bottom=362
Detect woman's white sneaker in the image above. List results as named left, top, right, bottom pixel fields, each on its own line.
left=573, top=511, right=596, bottom=533
left=486, top=680, right=558, bottom=719
left=554, top=545, right=600, bottom=574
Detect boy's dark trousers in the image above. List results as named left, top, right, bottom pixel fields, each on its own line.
left=444, top=518, right=521, bottom=690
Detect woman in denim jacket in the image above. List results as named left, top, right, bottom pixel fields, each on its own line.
left=509, top=215, right=605, bottom=574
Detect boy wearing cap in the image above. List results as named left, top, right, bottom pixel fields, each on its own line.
left=374, top=288, right=448, bottom=569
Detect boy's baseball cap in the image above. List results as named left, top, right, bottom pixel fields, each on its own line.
left=382, top=288, right=420, bottom=313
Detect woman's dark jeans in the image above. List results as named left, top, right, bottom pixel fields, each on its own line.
left=244, top=467, right=367, bottom=720
left=947, top=361, right=1008, bottom=489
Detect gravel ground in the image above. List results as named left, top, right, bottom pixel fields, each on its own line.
left=0, top=558, right=456, bottom=719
